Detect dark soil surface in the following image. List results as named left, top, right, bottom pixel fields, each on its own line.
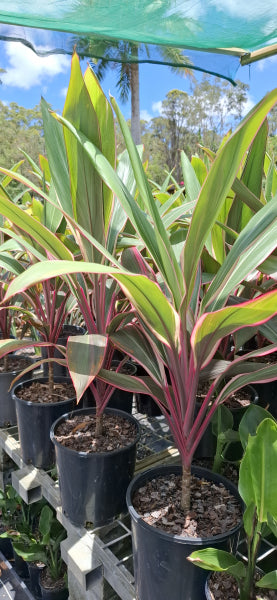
left=132, top=472, right=242, bottom=538
left=192, top=457, right=239, bottom=486
left=40, top=566, right=67, bottom=592
left=54, top=413, right=138, bottom=452
left=197, top=381, right=252, bottom=410
left=0, top=356, right=32, bottom=373
left=224, top=387, right=252, bottom=410
left=15, top=381, right=75, bottom=404
left=208, top=571, right=277, bottom=599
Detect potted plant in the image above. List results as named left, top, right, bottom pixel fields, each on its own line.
left=0, top=268, right=34, bottom=426
left=0, top=485, right=20, bottom=560
left=1, top=56, right=277, bottom=592
left=12, top=504, right=68, bottom=600
left=188, top=418, right=277, bottom=600
left=0, top=275, right=77, bottom=468
left=0, top=490, right=46, bottom=581
left=0, top=54, right=141, bottom=525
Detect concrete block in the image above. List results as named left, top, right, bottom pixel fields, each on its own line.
left=11, top=467, right=42, bottom=503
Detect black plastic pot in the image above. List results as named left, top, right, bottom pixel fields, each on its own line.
left=253, top=381, right=277, bottom=419
left=50, top=407, right=140, bottom=527
left=13, top=548, right=29, bottom=580
left=0, top=530, right=13, bottom=560
left=195, top=385, right=259, bottom=460
left=40, top=580, right=68, bottom=600
left=42, top=325, right=86, bottom=378
left=28, top=562, right=45, bottom=599
left=126, top=464, right=243, bottom=600
left=12, top=377, right=76, bottom=469
left=0, top=355, right=34, bottom=427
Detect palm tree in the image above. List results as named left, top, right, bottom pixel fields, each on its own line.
left=76, top=37, right=194, bottom=144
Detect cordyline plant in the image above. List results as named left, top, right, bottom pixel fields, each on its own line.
left=0, top=54, right=141, bottom=435
left=2, top=56, right=277, bottom=514
left=188, top=418, right=277, bottom=600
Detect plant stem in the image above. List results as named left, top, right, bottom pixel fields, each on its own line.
left=48, top=362, right=54, bottom=395
left=95, top=410, right=103, bottom=437
left=181, top=464, right=191, bottom=514
left=239, top=524, right=261, bottom=600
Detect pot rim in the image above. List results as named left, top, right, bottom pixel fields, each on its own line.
left=0, top=355, right=34, bottom=376
left=12, top=376, right=76, bottom=407
left=126, top=464, right=243, bottom=545
left=50, top=406, right=140, bottom=456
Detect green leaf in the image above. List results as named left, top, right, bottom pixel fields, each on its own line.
left=243, top=502, right=256, bottom=538
left=0, top=192, right=73, bottom=261
left=192, top=291, right=277, bottom=369
left=110, top=326, right=163, bottom=385
left=239, top=419, right=277, bottom=522
left=256, top=570, right=277, bottom=589
left=183, top=88, right=277, bottom=306
left=114, top=273, right=180, bottom=346
left=202, top=196, right=277, bottom=311
left=188, top=548, right=245, bottom=580
left=211, top=404, right=234, bottom=437
left=180, top=151, right=200, bottom=202
left=267, top=514, right=277, bottom=538
left=67, top=334, right=107, bottom=402
left=239, top=404, right=276, bottom=450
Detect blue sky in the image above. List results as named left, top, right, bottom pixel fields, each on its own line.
left=0, top=37, right=277, bottom=124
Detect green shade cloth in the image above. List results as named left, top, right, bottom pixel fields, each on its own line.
left=0, top=1, right=277, bottom=83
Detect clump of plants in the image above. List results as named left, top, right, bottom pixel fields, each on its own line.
left=188, top=418, right=277, bottom=599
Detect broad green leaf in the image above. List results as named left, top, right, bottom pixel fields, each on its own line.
left=214, top=364, right=277, bottom=407
left=41, top=98, right=72, bottom=218
left=243, top=502, right=256, bottom=538
left=227, top=121, right=267, bottom=235
left=67, top=334, right=107, bottom=402
left=267, top=514, right=277, bottom=538
left=110, top=326, right=163, bottom=385
left=53, top=113, right=184, bottom=307
left=181, top=152, right=201, bottom=202
left=0, top=193, right=73, bottom=261
left=0, top=253, right=24, bottom=275
left=192, top=291, right=277, bottom=369
left=211, top=405, right=233, bottom=437
left=202, top=196, right=277, bottom=312
left=191, top=156, right=207, bottom=187
left=239, top=404, right=276, bottom=450
left=98, top=368, right=166, bottom=404
left=256, top=570, right=277, bottom=589
left=3, top=260, right=120, bottom=301
left=110, top=94, right=184, bottom=305
left=231, top=177, right=264, bottom=212
left=188, top=548, right=245, bottom=579
left=183, top=88, right=277, bottom=306
left=114, top=273, right=180, bottom=347
left=84, top=64, right=115, bottom=234
left=63, top=54, right=104, bottom=262
left=239, top=419, right=277, bottom=521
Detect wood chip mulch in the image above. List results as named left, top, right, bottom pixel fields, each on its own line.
left=54, top=413, right=138, bottom=453
left=0, top=357, right=32, bottom=373
left=132, top=472, right=242, bottom=538
left=208, top=571, right=277, bottom=599
left=15, top=381, right=75, bottom=404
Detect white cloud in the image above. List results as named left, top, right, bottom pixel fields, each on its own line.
left=256, top=54, right=277, bottom=72
left=152, top=101, right=163, bottom=115
left=241, top=94, right=255, bottom=116
left=140, top=109, right=152, bottom=122
left=209, top=0, right=277, bottom=21
left=2, top=42, right=70, bottom=90
left=60, top=87, right=69, bottom=98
